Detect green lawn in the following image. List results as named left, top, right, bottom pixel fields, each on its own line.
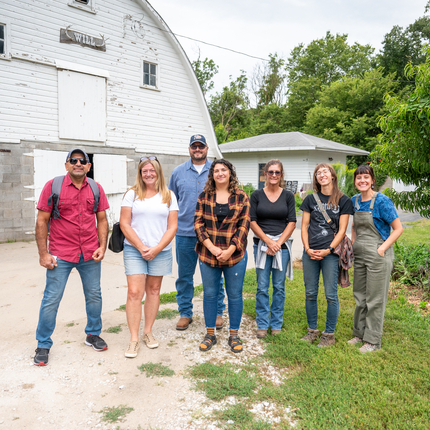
left=399, top=219, right=430, bottom=246
left=189, top=268, right=430, bottom=429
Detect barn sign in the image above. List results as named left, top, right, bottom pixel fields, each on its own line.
left=60, top=27, right=106, bottom=51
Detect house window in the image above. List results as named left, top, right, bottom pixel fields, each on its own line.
left=258, top=164, right=265, bottom=189
left=143, top=61, right=157, bottom=88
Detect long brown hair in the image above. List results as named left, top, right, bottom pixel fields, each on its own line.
left=312, top=163, right=343, bottom=207
left=203, top=159, right=239, bottom=195
left=263, top=159, right=286, bottom=188
left=131, top=158, right=171, bottom=205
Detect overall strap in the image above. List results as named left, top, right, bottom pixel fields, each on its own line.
left=313, top=192, right=337, bottom=233
left=369, top=192, right=378, bottom=211
left=354, top=195, right=360, bottom=210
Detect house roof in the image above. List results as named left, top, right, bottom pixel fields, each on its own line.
left=219, top=132, right=369, bottom=156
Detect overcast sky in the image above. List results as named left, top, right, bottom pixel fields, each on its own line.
left=152, top=0, right=429, bottom=96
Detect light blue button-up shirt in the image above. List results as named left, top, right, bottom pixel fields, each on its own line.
left=168, top=158, right=212, bottom=236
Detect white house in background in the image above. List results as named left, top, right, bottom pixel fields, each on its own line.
left=220, top=132, right=368, bottom=193
left=0, top=0, right=221, bottom=242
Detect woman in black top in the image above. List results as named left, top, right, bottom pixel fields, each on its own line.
left=300, top=163, right=353, bottom=347
left=250, top=159, right=296, bottom=339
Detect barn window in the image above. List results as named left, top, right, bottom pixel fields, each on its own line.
left=0, top=21, right=10, bottom=59
left=142, top=61, right=159, bottom=90
left=68, top=0, right=96, bottom=13
left=0, top=25, right=4, bottom=55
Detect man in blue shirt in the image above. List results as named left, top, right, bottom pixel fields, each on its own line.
left=169, top=134, right=225, bottom=330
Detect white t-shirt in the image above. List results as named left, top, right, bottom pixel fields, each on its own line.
left=193, top=163, right=205, bottom=174
left=121, top=189, right=179, bottom=250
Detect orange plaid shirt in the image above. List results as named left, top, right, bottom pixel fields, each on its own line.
left=194, top=188, right=250, bottom=267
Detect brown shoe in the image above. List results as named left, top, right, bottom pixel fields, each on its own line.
left=317, top=332, right=335, bottom=348
left=176, top=316, right=193, bottom=331
left=256, top=329, right=267, bottom=339
left=271, top=330, right=281, bottom=335
left=301, top=328, right=320, bottom=343
left=216, top=315, right=224, bottom=330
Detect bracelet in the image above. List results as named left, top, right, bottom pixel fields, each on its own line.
left=305, top=247, right=309, bottom=253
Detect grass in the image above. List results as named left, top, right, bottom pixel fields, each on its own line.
left=138, top=362, right=175, bottom=378
left=400, top=219, right=430, bottom=246
left=98, top=405, right=134, bottom=423
left=105, top=325, right=122, bottom=334
left=156, top=308, right=179, bottom=319
left=116, top=284, right=204, bottom=311
left=188, top=266, right=430, bottom=429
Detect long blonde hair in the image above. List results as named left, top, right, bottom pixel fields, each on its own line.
left=131, top=158, right=171, bottom=205
left=312, top=163, right=343, bottom=208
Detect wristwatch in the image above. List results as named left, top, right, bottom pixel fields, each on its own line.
left=329, top=246, right=335, bottom=254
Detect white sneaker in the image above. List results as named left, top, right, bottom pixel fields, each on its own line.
left=347, top=336, right=363, bottom=345
left=359, top=342, right=380, bottom=354
left=142, top=332, right=159, bottom=349
left=125, top=341, right=139, bottom=358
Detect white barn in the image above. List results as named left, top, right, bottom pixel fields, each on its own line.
left=0, top=0, right=221, bottom=242
left=220, top=132, right=368, bottom=193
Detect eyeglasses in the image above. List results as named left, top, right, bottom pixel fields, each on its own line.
left=267, top=170, right=281, bottom=176
left=68, top=158, right=88, bottom=165
left=140, top=156, right=158, bottom=162
left=190, top=144, right=206, bottom=150
left=316, top=169, right=330, bottom=177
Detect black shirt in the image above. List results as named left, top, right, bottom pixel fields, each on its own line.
left=300, top=192, right=353, bottom=249
left=215, top=202, right=229, bottom=229
left=250, top=189, right=297, bottom=248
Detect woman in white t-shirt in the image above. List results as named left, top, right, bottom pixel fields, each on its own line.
left=120, top=156, right=178, bottom=358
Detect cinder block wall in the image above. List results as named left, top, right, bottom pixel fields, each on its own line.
left=0, top=141, right=191, bottom=242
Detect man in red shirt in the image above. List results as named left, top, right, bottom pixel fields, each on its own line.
left=33, top=149, right=110, bottom=366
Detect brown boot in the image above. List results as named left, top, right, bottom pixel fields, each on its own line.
left=256, top=329, right=267, bottom=339
left=317, top=332, right=335, bottom=348
left=176, top=316, right=193, bottom=331
left=215, top=315, right=224, bottom=330
left=300, top=328, right=320, bottom=343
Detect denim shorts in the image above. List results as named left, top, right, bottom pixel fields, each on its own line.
left=123, top=244, right=172, bottom=276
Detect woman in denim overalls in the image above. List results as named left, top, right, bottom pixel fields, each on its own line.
left=349, top=166, right=403, bottom=353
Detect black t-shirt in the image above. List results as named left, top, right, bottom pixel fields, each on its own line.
left=250, top=189, right=297, bottom=248
left=215, top=202, right=229, bottom=229
left=300, top=192, right=353, bottom=249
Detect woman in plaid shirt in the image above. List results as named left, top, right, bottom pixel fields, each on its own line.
left=194, top=159, right=250, bottom=353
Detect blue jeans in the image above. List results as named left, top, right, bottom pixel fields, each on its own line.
left=36, top=253, right=102, bottom=349
left=199, top=252, right=248, bottom=331
left=175, top=235, right=225, bottom=318
left=302, top=251, right=339, bottom=333
left=253, top=245, right=290, bottom=330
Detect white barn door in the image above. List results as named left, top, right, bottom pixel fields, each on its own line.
left=93, top=154, right=128, bottom=226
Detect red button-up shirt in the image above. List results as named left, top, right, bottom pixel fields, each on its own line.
left=37, top=173, right=109, bottom=263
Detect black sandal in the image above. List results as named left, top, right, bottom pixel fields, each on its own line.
left=228, top=335, right=243, bottom=353
left=199, top=333, right=217, bottom=351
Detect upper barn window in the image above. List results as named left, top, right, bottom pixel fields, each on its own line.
left=0, top=21, right=11, bottom=59
left=141, top=61, right=160, bottom=91
left=0, top=24, right=5, bottom=55
left=68, top=0, right=96, bottom=14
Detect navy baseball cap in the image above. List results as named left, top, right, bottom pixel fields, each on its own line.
left=66, top=148, right=90, bottom=162
left=189, top=134, right=207, bottom=146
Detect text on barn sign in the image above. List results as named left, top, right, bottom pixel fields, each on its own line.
left=60, top=27, right=106, bottom=51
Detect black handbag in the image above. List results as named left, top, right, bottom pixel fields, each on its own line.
left=108, top=222, right=125, bottom=253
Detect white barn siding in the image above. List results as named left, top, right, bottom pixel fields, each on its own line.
left=0, top=0, right=217, bottom=156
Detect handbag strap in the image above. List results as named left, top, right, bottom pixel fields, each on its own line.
left=313, top=192, right=337, bottom=233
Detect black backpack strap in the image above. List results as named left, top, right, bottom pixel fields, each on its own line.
left=48, top=176, right=65, bottom=220
left=87, top=178, right=100, bottom=213
left=313, top=192, right=337, bottom=233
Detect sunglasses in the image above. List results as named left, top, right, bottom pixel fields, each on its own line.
left=140, top=156, right=158, bottom=162
left=190, top=144, right=206, bottom=150
left=267, top=170, right=281, bottom=176
left=68, top=158, right=88, bottom=165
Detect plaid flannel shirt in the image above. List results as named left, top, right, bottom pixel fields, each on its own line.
left=194, top=188, right=250, bottom=267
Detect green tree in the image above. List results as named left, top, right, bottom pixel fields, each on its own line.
left=250, top=53, right=287, bottom=107
left=191, top=55, right=219, bottom=97
left=286, top=32, right=374, bottom=130
left=304, top=68, right=401, bottom=167
left=376, top=48, right=430, bottom=218
left=208, top=72, right=249, bottom=143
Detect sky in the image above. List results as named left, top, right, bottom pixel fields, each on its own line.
left=151, top=0, right=429, bottom=97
